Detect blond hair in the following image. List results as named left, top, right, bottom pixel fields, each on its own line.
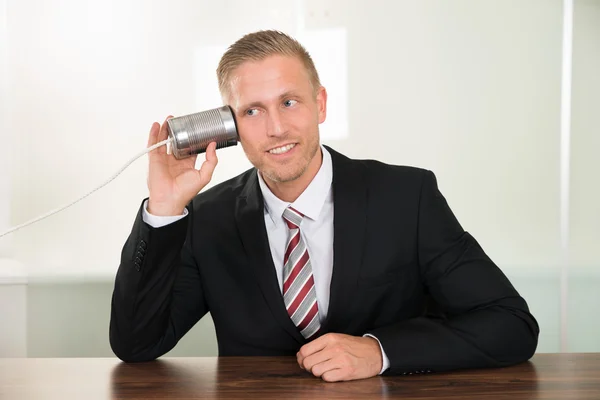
left=217, top=30, right=321, bottom=99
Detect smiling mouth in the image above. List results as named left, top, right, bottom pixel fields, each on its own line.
left=268, top=143, right=296, bottom=155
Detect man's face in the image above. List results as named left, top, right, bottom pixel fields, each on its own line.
left=225, top=55, right=327, bottom=184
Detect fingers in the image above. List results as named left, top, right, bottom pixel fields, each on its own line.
left=299, top=334, right=329, bottom=358
left=147, top=122, right=160, bottom=148
left=301, top=348, right=334, bottom=373
left=297, top=334, right=331, bottom=367
left=321, top=368, right=346, bottom=383
left=156, top=116, right=173, bottom=155
left=147, top=116, right=172, bottom=159
left=197, top=142, right=219, bottom=185
left=297, top=334, right=381, bottom=382
left=310, top=357, right=344, bottom=379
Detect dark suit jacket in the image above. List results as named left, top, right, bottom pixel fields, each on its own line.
left=110, top=146, right=539, bottom=375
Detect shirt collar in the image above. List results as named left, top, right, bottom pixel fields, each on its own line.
left=257, top=145, right=333, bottom=227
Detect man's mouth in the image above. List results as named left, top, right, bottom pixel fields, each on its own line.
left=268, top=143, right=296, bottom=155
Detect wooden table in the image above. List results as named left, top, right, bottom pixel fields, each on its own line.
left=1, top=354, right=599, bottom=399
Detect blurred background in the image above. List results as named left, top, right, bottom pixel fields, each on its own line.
left=0, top=0, right=598, bottom=358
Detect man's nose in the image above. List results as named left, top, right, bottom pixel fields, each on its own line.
left=266, top=110, right=286, bottom=137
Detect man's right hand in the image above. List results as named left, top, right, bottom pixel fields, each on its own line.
left=146, top=117, right=218, bottom=216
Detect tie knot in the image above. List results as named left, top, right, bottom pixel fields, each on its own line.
left=283, top=206, right=304, bottom=229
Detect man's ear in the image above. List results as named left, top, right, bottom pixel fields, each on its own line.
left=316, top=86, right=327, bottom=124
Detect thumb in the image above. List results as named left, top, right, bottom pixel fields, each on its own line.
left=198, top=142, right=219, bottom=185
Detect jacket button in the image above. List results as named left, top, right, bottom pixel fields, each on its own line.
left=140, top=240, right=147, bottom=250
left=134, top=257, right=142, bottom=264
left=136, top=251, right=144, bottom=259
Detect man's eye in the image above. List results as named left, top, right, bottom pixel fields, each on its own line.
left=246, top=109, right=258, bottom=116
left=283, top=99, right=297, bottom=107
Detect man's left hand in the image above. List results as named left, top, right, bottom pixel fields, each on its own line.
left=296, top=333, right=383, bottom=382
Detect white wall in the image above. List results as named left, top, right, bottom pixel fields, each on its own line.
left=570, top=0, right=600, bottom=272
left=1, top=0, right=599, bottom=356
left=0, top=280, right=27, bottom=357
left=0, top=0, right=11, bottom=257
left=5, top=0, right=564, bottom=279
left=568, top=0, right=600, bottom=351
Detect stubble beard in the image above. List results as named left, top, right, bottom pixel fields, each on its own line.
left=258, top=138, right=320, bottom=184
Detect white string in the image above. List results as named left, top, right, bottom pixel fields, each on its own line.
left=0, top=138, right=172, bottom=238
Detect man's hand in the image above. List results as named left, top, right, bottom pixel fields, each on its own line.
left=296, top=333, right=383, bottom=382
left=147, top=117, right=218, bottom=216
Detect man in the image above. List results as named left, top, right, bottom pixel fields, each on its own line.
left=110, top=30, right=539, bottom=382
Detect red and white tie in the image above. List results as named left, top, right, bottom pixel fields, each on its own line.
left=282, top=206, right=320, bottom=340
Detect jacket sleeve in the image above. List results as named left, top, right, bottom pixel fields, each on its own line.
left=368, top=170, right=539, bottom=375
left=109, top=199, right=208, bottom=362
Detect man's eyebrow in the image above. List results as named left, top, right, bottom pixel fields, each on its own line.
left=279, top=90, right=301, bottom=99
left=239, top=100, right=267, bottom=111
left=238, top=91, right=302, bottom=111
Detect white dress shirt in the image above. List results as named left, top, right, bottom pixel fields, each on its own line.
left=256, top=146, right=334, bottom=324
left=142, top=146, right=390, bottom=373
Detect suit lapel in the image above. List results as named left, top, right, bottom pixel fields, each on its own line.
left=235, top=170, right=306, bottom=345
left=321, top=147, right=368, bottom=333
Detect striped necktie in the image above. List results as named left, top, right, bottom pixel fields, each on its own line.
left=282, top=206, right=320, bottom=340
